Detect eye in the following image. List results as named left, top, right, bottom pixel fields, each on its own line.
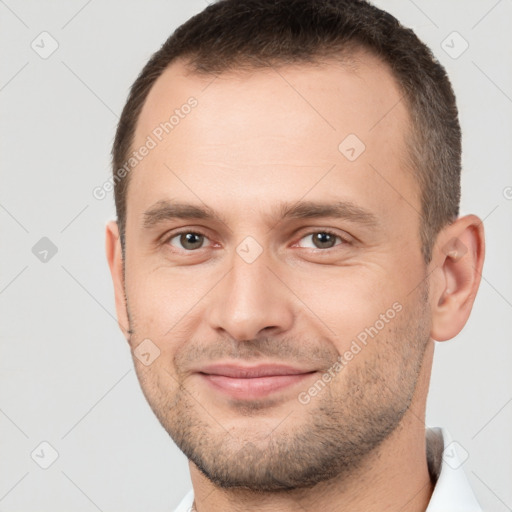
left=296, top=230, right=346, bottom=250
left=167, top=231, right=209, bottom=251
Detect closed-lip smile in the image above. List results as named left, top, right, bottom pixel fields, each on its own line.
left=196, top=363, right=318, bottom=400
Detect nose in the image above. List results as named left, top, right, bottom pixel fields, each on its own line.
left=207, top=249, right=295, bottom=342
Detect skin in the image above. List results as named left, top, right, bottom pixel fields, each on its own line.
left=106, top=51, right=485, bottom=512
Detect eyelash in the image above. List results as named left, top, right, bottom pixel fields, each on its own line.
left=162, top=229, right=350, bottom=252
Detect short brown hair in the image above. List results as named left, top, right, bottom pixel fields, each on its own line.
left=112, top=0, right=461, bottom=264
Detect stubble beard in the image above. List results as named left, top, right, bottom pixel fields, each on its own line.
left=128, top=286, right=431, bottom=492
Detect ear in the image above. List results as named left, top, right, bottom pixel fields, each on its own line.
left=429, top=214, right=485, bottom=341
left=105, top=220, right=130, bottom=341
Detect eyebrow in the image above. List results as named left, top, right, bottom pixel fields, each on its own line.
left=142, top=199, right=379, bottom=231
left=143, top=200, right=225, bottom=229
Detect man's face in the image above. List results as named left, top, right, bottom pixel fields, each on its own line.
left=119, top=53, right=432, bottom=490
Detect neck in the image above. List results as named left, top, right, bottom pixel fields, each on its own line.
left=190, top=343, right=435, bottom=512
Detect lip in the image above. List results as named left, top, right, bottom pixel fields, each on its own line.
left=196, top=363, right=318, bottom=400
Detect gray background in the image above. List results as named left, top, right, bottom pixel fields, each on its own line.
left=1, top=1, right=511, bottom=510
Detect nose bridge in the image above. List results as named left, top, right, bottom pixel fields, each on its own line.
left=208, top=245, right=294, bottom=341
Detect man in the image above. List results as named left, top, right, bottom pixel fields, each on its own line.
left=105, top=0, right=485, bottom=510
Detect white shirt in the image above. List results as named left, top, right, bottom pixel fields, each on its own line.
left=173, top=427, right=482, bottom=512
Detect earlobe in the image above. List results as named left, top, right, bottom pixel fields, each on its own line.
left=430, top=215, right=485, bottom=342
left=105, top=220, right=131, bottom=340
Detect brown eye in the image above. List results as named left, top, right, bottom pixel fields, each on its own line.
left=168, top=232, right=206, bottom=250
left=298, top=231, right=344, bottom=249
left=312, top=232, right=337, bottom=249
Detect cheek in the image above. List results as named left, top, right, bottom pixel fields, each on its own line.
left=125, top=266, right=214, bottom=342
left=285, top=265, right=403, bottom=345
left=126, top=277, right=166, bottom=335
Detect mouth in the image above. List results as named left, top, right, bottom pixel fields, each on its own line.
left=196, top=363, right=318, bottom=400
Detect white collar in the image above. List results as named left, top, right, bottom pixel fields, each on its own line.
left=425, top=426, right=482, bottom=511
left=174, top=427, right=482, bottom=511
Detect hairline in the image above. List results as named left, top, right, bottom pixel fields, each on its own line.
left=119, top=49, right=431, bottom=263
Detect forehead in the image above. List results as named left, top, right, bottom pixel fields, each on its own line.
left=129, top=52, right=419, bottom=228
left=135, top=52, right=409, bottom=149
